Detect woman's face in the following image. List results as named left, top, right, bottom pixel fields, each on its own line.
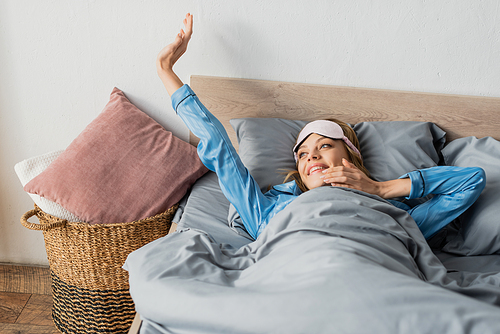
left=296, top=133, right=350, bottom=190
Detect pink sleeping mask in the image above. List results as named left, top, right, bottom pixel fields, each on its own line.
left=293, top=120, right=362, bottom=162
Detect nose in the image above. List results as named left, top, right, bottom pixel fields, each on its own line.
left=307, top=150, right=320, bottom=161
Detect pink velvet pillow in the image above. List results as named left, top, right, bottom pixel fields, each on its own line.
left=25, top=88, right=208, bottom=224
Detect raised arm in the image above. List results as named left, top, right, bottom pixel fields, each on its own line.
left=156, top=14, right=275, bottom=239
left=156, top=13, right=193, bottom=96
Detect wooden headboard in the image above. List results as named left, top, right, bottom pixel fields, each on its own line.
left=190, top=75, right=500, bottom=150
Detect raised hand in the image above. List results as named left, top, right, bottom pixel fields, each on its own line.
left=157, top=13, right=193, bottom=72
left=157, top=13, right=193, bottom=95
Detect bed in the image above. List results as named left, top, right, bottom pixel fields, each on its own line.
left=125, top=75, right=500, bottom=334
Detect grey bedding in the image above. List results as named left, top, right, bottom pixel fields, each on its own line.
left=125, top=182, right=500, bottom=334
left=175, top=172, right=252, bottom=249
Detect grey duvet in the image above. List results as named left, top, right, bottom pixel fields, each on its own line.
left=125, top=187, right=500, bottom=334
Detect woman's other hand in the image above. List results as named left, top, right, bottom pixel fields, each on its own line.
left=157, top=13, right=193, bottom=96
left=321, top=159, right=411, bottom=199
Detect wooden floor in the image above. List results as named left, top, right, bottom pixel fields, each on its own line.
left=0, top=263, right=59, bottom=333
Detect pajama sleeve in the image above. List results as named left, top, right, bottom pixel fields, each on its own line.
left=171, top=85, right=273, bottom=239
left=401, top=166, right=486, bottom=239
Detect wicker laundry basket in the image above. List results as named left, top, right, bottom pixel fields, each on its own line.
left=21, top=203, right=178, bottom=333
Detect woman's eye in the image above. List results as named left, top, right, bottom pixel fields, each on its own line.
left=298, top=152, right=307, bottom=159
left=321, top=143, right=332, bottom=149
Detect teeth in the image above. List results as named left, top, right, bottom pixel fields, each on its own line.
left=309, top=166, right=326, bottom=174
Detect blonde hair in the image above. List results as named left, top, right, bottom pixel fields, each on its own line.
left=284, top=118, right=370, bottom=193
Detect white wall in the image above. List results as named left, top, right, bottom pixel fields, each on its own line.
left=1, top=0, right=499, bottom=265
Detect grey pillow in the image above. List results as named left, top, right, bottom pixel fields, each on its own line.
left=230, top=118, right=446, bottom=191
left=440, top=136, right=500, bottom=255
left=230, top=118, right=307, bottom=191
left=353, top=121, right=445, bottom=181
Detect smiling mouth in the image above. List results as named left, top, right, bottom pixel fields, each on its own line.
left=308, top=166, right=327, bottom=175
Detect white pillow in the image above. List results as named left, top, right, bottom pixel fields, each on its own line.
left=15, top=150, right=84, bottom=222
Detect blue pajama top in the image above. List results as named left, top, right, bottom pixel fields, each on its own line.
left=172, top=85, right=486, bottom=240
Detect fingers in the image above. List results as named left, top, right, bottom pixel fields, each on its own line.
left=321, top=165, right=378, bottom=194
left=170, top=14, right=193, bottom=63
left=320, top=161, right=364, bottom=187
left=342, top=158, right=358, bottom=169
left=321, top=163, right=357, bottom=179
left=156, top=13, right=193, bottom=74
left=174, top=14, right=192, bottom=46
left=322, top=175, right=359, bottom=187
left=321, top=171, right=360, bottom=186
left=178, top=13, right=193, bottom=50
left=329, top=182, right=354, bottom=189
left=183, top=13, right=193, bottom=36
left=174, top=30, right=184, bottom=44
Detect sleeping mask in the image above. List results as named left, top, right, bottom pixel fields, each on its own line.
left=293, top=120, right=362, bottom=162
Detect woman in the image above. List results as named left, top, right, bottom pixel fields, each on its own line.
left=157, top=14, right=486, bottom=241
